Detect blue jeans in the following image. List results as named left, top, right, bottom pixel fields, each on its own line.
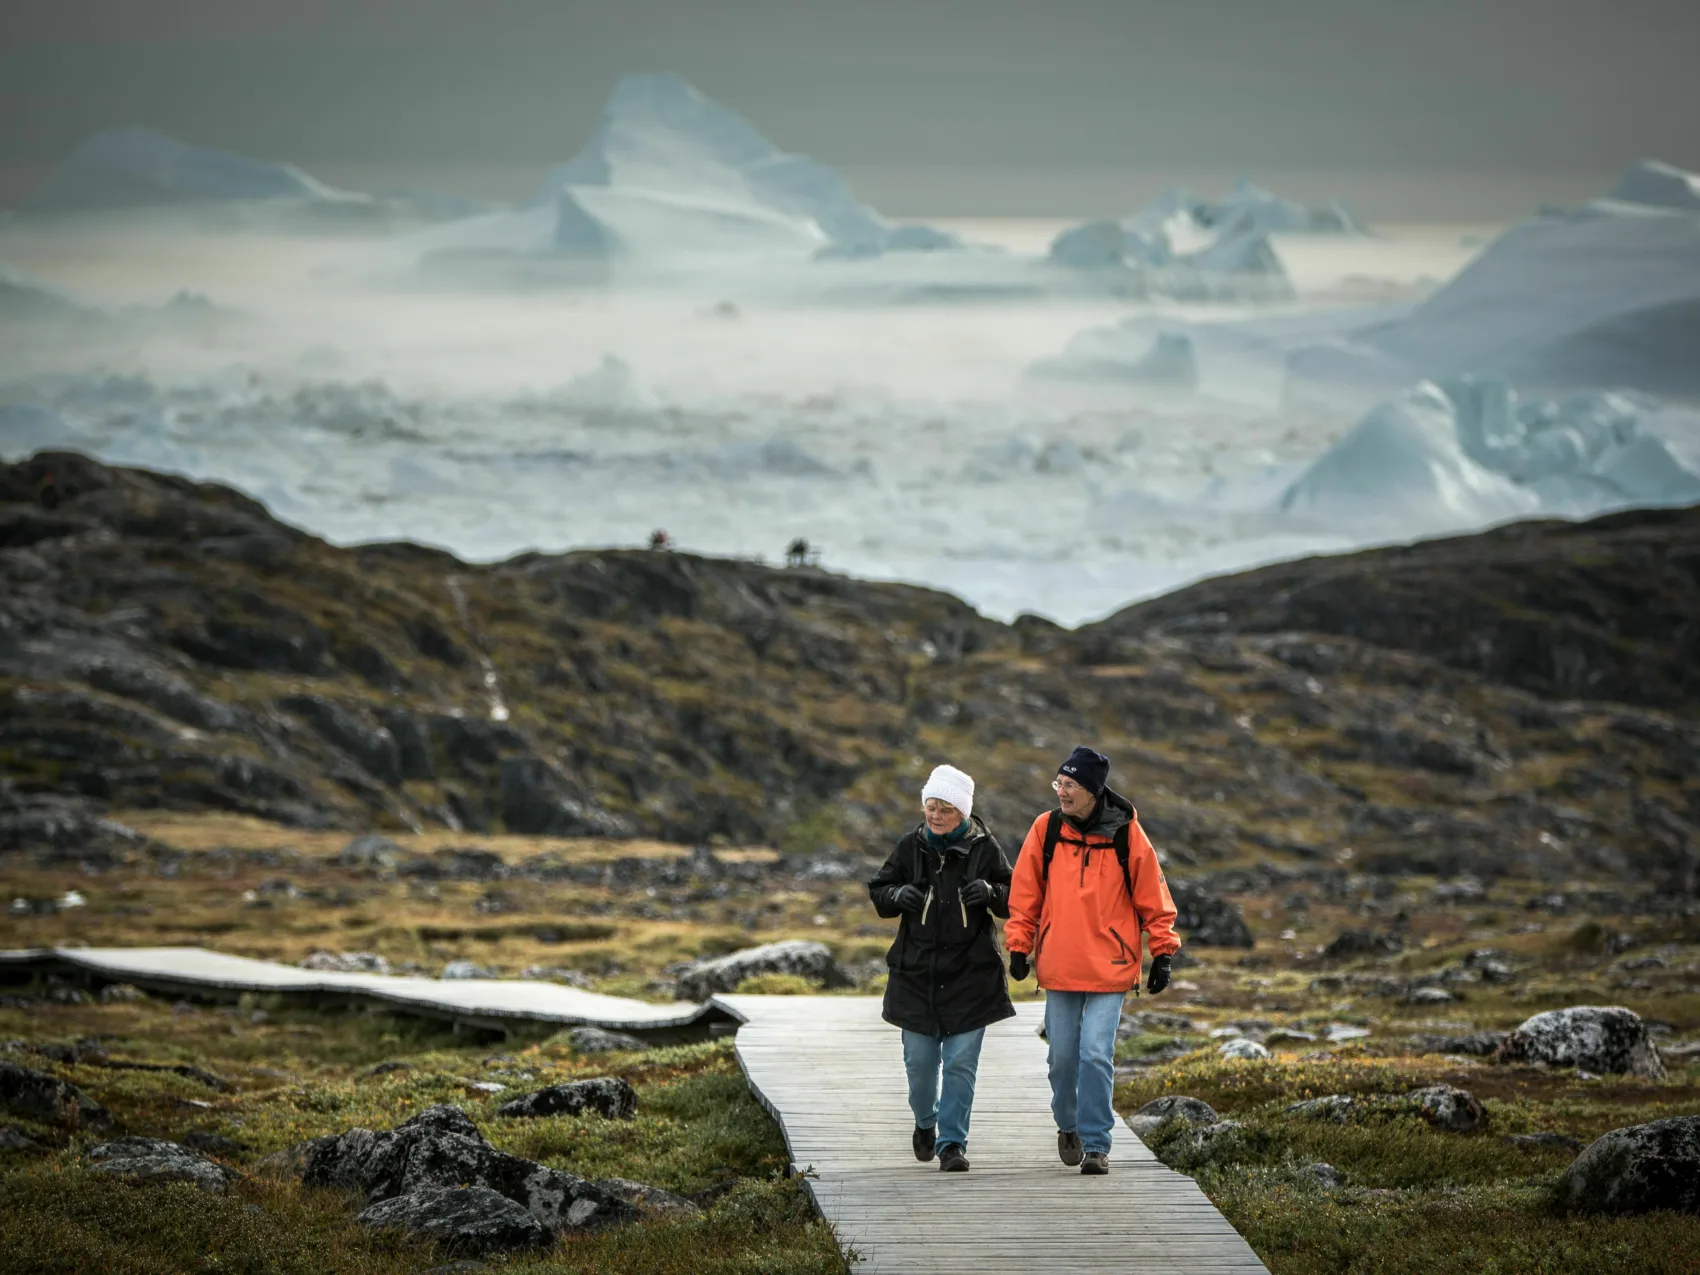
left=1044, top=990, right=1126, bottom=1153
left=902, top=1027, right=985, bottom=1150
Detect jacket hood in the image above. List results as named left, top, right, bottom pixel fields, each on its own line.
left=1068, top=787, right=1136, bottom=839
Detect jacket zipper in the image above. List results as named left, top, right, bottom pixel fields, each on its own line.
left=921, top=886, right=934, bottom=925
left=1034, top=922, right=1051, bottom=977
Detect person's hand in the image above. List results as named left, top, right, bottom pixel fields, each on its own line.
left=1146, top=954, right=1173, bottom=994
left=1009, top=951, right=1031, bottom=981
left=961, top=879, right=991, bottom=907
left=893, top=884, right=925, bottom=914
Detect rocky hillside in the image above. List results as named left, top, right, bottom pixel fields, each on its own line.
left=3, top=452, right=1697, bottom=897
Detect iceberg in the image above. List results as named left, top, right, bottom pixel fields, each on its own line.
left=1045, top=179, right=1360, bottom=297
left=1279, top=383, right=1537, bottom=529
left=407, top=73, right=962, bottom=268
left=1607, top=159, right=1700, bottom=212
left=1280, top=377, right=1700, bottom=532
left=26, top=126, right=358, bottom=210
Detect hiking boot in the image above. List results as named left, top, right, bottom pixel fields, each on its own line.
left=1057, top=1129, right=1083, bottom=1166
left=912, top=1125, right=936, bottom=1163
left=938, top=1142, right=970, bottom=1172
left=1081, top=1151, right=1110, bottom=1175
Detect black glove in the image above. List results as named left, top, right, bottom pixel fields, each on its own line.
left=892, top=884, right=925, bottom=914
left=960, top=879, right=992, bottom=908
left=1146, top=954, right=1172, bottom=995
left=1009, top=951, right=1031, bottom=981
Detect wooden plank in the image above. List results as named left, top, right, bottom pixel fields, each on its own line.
left=717, top=995, right=1268, bottom=1274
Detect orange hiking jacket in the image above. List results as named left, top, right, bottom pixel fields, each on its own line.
left=1005, top=796, right=1181, bottom=993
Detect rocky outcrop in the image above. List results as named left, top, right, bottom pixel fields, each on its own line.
left=1126, top=1095, right=1217, bottom=1137
left=590, top=1177, right=700, bottom=1216
left=302, top=1103, right=636, bottom=1233
left=356, top=1183, right=548, bottom=1255
left=1168, top=881, right=1254, bottom=947
left=1496, top=1006, right=1666, bottom=1079
left=675, top=940, right=853, bottom=1001
left=0, top=1061, right=110, bottom=1128
left=495, top=1078, right=636, bottom=1121
left=87, top=1137, right=233, bottom=1191
left=1555, top=1117, right=1700, bottom=1214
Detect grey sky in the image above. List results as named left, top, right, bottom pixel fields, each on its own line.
left=2, top=0, right=1695, bottom=217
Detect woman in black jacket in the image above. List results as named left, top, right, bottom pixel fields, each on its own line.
left=867, top=764, right=1015, bottom=1173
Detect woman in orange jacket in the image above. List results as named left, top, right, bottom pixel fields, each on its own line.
left=1005, top=746, right=1180, bottom=1175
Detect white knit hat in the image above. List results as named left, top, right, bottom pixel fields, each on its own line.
left=920, top=764, right=974, bottom=821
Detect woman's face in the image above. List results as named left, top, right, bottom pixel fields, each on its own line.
left=923, top=799, right=962, bottom=835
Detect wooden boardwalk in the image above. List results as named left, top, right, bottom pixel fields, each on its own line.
left=717, top=995, right=1268, bottom=1275
left=0, top=946, right=734, bottom=1038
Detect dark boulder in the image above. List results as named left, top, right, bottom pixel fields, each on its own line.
left=1555, top=1117, right=1700, bottom=1214
left=1496, top=1006, right=1666, bottom=1079
left=0, top=1061, right=110, bottom=1127
left=1406, top=1030, right=1506, bottom=1057
left=1168, top=880, right=1254, bottom=947
left=87, top=1137, right=233, bottom=1191
left=356, top=1184, right=548, bottom=1255
left=496, top=1078, right=637, bottom=1121
left=302, top=1103, right=636, bottom=1233
left=675, top=940, right=854, bottom=1000
left=1323, top=930, right=1404, bottom=960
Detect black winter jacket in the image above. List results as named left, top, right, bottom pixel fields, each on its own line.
left=867, top=817, right=1017, bottom=1037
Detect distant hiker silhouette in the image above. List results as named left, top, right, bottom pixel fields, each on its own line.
left=786, top=537, right=810, bottom=568
left=36, top=469, right=62, bottom=511
left=648, top=529, right=673, bottom=551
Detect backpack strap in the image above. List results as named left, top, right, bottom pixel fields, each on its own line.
left=1114, top=822, right=1135, bottom=903
left=1040, top=809, right=1064, bottom=884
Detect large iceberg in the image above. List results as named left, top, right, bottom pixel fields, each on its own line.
left=1285, top=160, right=1700, bottom=400
left=26, top=126, right=357, bottom=210
left=416, top=73, right=960, bottom=267
left=1280, top=377, right=1700, bottom=531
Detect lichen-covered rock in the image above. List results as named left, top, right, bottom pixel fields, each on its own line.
left=356, top=1184, right=548, bottom=1255
left=302, top=1103, right=636, bottom=1233
left=1163, top=1119, right=1248, bottom=1171
left=675, top=940, right=852, bottom=1001
left=496, top=1078, right=636, bottom=1121
left=1323, top=930, right=1404, bottom=960
left=1305, top=1162, right=1344, bottom=1189
left=1406, top=1030, right=1505, bottom=1057
left=1406, top=1085, right=1488, bottom=1134
left=1127, top=1095, right=1217, bottom=1138
left=335, top=834, right=406, bottom=872
left=1555, top=1117, right=1700, bottom=1214
left=1285, top=1094, right=1356, bottom=1122
left=590, top=1177, right=700, bottom=1216
left=1496, top=1006, right=1666, bottom=1079
left=0, top=1061, right=110, bottom=1128
left=0, top=1124, right=42, bottom=1151
left=300, top=949, right=392, bottom=975
left=1505, top=1132, right=1584, bottom=1153
left=564, top=1026, right=647, bottom=1054
left=88, top=1137, right=233, bottom=1191
left=1217, top=1038, right=1271, bottom=1061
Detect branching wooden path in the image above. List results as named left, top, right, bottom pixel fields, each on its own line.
left=0, top=946, right=734, bottom=1038
left=717, top=995, right=1268, bottom=1274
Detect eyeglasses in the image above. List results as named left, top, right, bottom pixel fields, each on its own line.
left=1052, top=778, right=1085, bottom=796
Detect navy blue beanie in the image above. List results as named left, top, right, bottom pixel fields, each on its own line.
left=1057, top=746, right=1110, bottom=796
